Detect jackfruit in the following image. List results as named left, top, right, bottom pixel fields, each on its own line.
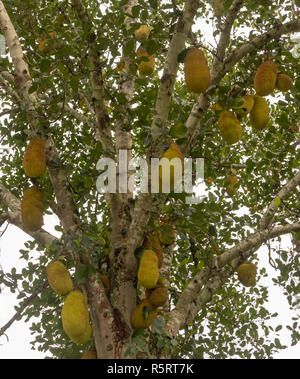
left=137, top=249, right=159, bottom=289
left=99, top=274, right=110, bottom=295
left=21, top=187, right=44, bottom=232
left=213, top=0, right=225, bottom=17
left=61, top=290, right=91, bottom=344
left=218, top=111, right=242, bottom=144
left=135, top=25, right=150, bottom=42
left=146, top=281, right=168, bottom=307
left=276, top=73, right=293, bottom=92
left=249, top=95, right=270, bottom=131
left=237, top=262, right=257, bottom=287
left=81, top=350, right=97, bottom=359
left=158, top=222, right=175, bottom=246
left=225, top=174, right=238, bottom=197
left=144, top=233, right=163, bottom=268
left=137, top=46, right=155, bottom=76
left=22, top=138, right=46, bottom=178
left=158, top=142, right=184, bottom=192
left=234, top=95, right=255, bottom=118
left=184, top=48, right=210, bottom=94
left=46, top=261, right=73, bottom=295
left=254, top=61, right=277, bottom=96
left=131, top=299, right=158, bottom=329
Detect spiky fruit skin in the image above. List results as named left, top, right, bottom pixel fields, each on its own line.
left=218, top=111, right=242, bottom=144
left=46, top=261, right=73, bottom=295
left=250, top=95, right=270, bottom=131
left=131, top=299, right=158, bottom=329
left=21, top=187, right=44, bottom=232
left=61, top=291, right=91, bottom=344
left=137, top=250, right=159, bottom=289
left=135, top=25, right=150, bottom=42
left=237, top=263, right=257, bottom=287
left=158, top=142, right=184, bottom=192
left=234, top=95, right=255, bottom=118
left=276, top=73, right=293, bottom=92
left=148, top=286, right=168, bottom=307
left=184, top=48, right=210, bottom=94
left=144, top=233, right=163, bottom=268
left=137, top=47, right=155, bottom=76
left=81, top=350, right=97, bottom=359
left=254, top=61, right=277, bottom=96
left=23, top=138, right=46, bottom=178
left=158, top=222, right=175, bottom=246
left=99, top=274, right=110, bottom=295
left=225, top=175, right=238, bottom=196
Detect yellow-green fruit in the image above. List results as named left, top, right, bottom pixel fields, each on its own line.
left=249, top=95, right=270, bottom=131
left=137, top=250, right=159, bottom=289
left=159, top=142, right=184, bottom=192
left=234, top=95, right=255, bottom=118
left=46, top=261, right=73, bottom=295
left=61, top=290, right=91, bottom=344
left=218, top=111, right=242, bottom=144
left=184, top=48, right=210, bottom=94
left=81, top=350, right=97, bottom=359
left=148, top=286, right=168, bottom=307
left=158, top=222, right=175, bottom=246
left=276, top=73, right=293, bottom=92
left=225, top=175, right=238, bottom=197
left=254, top=61, right=277, bottom=96
left=99, top=274, right=110, bottom=295
left=131, top=299, right=158, bottom=329
left=144, top=233, right=163, bottom=268
left=213, top=0, right=225, bottom=17
left=212, top=103, right=223, bottom=112
left=135, top=25, right=150, bottom=42
left=21, top=187, right=44, bottom=232
left=137, top=47, right=155, bottom=76
left=237, top=262, right=257, bottom=287
left=22, top=138, right=46, bottom=178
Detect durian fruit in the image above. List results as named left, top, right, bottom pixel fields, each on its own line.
left=146, top=280, right=168, bottom=307
left=21, top=186, right=44, bottom=232
left=159, top=141, right=184, bottom=192
left=81, top=350, right=97, bottom=359
left=22, top=138, right=46, bottom=178
left=135, top=25, right=150, bottom=42
left=137, top=46, right=155, bottom=76
left=218, top=110, right=242, bottom=144
left=213, top=0, right=225, bottom=17
left=225, top=174, right=238, bottom=197
left=234, top=95, right=255, bottom=118
left=46, top=261, right=73, bottom=295
left=158, top=222, right=175, bottom=246
left=131, top=298, right=158, bottom=329
left=144, top=233, right=163, bottom=268
left=249, top=95, right=270, bottom=131
left=99, top=274, right=110, bottom=295
left=61, top=290, right=92, bottom=345
left=137, top=249, right=159, bottom=289
left=276, top=73, right=293, bottom=92
left=237, top=262, right=257, bottom=287
left=254, top=61, right=277, bottom=96
left=184, top=48, right=211, bottom=94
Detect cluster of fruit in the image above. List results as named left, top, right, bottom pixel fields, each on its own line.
left=131, top=223, right=175, bottom=329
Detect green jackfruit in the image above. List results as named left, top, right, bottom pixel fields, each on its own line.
left=276, top=73, right=293, bottom=92
left=234, top=95, right=255, bottom=118
left=135, top=25, right=150, bottom=42
left=146, top=280, right=168, bottom=307
left=218, top=111, right=242, bottom=144
left=159, top=141, right=184, bottom=193
left=249, top=95, right=270, bottom=131
left=21, top=186, right=44, bottom=232
left=225, top=175, right=238, bottom=197
left=137, top=46, right=155, bottom=76
left=137, top=250, right=159, bottom=289
left=237, top=262, right=257, bottom=287
left=254, top=61, right=277, bottom=96
left=131, top=299, right=158, bottom=329
left=184, top=48, right=210, bottom=94
left=46, top=260, right=73, bottom=295
left=158, top=222, right=175, bottom=246
left=144, top=233, right=163, bottom=268
left=22, top=138, right=46, bottom=178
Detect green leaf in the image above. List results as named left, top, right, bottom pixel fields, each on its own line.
left=124, top=39, right=135, bottom=55
left=170, top=124, right=187, bottom=139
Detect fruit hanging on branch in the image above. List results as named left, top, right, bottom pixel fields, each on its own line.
left=184, top=48, right=211, bottom=94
